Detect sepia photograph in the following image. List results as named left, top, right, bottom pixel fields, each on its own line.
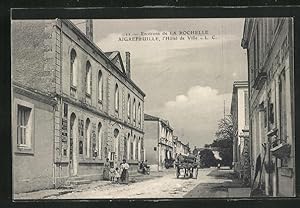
left=11, top=15, right=295, bottom=199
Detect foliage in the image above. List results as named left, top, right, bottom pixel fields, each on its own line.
left=199, top=149, right=217, bottom=168
left=210, top=115, right=234, bottom=167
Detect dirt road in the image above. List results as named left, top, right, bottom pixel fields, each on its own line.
left=48, top=168, right=214, bottom=199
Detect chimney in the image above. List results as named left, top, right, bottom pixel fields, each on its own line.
left=86, top=19, right=93, bottom=41
left=125, top=52, right=131, bottom=78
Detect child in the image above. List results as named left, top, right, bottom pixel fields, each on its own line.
left=115, top=167, right=120, bottom=183
left=109, top=166, right=115, bottom=182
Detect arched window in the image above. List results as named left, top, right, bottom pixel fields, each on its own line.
left=133, top=98, right=136, bottom=122
left=138, top=103, right=141, bottom=126
left=133, top=135, right=136, bottom=160
left=127, top=133, right=131, bottom=160
left=127, top=94, right=131, bottom=119
left=98, top=71, right=103, bottom=102
left=86, top=61, right=92, bottom=95
left=85, top=118, right=91, bottom=157
left=115, top=84, right=119, bottom=112
left=70, top=49, right=77, bottom=87
left=138, top=137, right=141, bottom=161
left=97, top=123, right=102, bottom=159
left=114, top=128, right=119, bottom=160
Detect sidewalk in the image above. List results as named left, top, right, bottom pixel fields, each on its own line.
left=14, top=169, right=174, bottom=200
left=184, top=167, right=251, bottom=198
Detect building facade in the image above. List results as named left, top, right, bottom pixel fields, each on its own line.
left=241, top=18, right=295, bottom=196
left=172, top=136, right=190, bottom=158
left=144, top=114, right=174, bottom=171
left=230, top=81, right=250, bottom=185
left=12, top=19, right=145, bottom=193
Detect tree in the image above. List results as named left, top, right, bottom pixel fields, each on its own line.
left=211, top=115, right=234, bottom=167
left=199, top=149, right=217, bottom=168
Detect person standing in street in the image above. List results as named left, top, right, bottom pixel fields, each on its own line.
left=120, top=159, right=129, bottom=184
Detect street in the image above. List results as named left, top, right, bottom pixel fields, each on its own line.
left=29, top=167, right=248, bottom=199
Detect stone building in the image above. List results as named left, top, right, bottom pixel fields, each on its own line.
left=144, top=113, right=174, bottom=171
left=172, top=136, right=190, bottom=158
left=241, top=18, right=295, bottom=196
left=12, top=19, right=145, bottom=193
left=230, top=81, right=250, bottom=185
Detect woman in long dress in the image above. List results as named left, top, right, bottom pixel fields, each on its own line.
left=103, top=158, right=110, bottom=180
left=120, top=159, right=129, bottom=184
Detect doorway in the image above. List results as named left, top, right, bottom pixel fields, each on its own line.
left=69, top=113, right=77, bottom=176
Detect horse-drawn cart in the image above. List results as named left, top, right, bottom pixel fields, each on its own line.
left=175, top=154, right=199, bottom=179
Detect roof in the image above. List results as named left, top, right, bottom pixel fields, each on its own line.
left=144, top=113, right=160, bottom=121
left=233, top=80, right=248, bottom=88
left=144, top=113, right=174, bottom=130
left=104, top=51, right=126, bottom=74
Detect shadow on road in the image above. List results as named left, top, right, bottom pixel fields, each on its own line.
left=184, top=168, right=251, bottom=198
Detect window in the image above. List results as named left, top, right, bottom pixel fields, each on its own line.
left=97, top=123, right=102, bottom=159
left=115, top=84, right=119, bottom=112
left=114, top=129, right=120, bottom=160
left=124, top=136, right=128, bottom=160
left=86, top=61, right=92, bottom=96
left=244, top=91, right=249, bottom=127
left=98, top=71, right=103, bottom=102
left=138, top=137, right=141, bottom=161
left=70, top=49, right=77, bottom=87
left=85, top=119, right=91, bottom=157
left=279, top=70, right=287, bottom=143
left=133, top=135, right=136, bottom=160
left=127, top=94, right=131, bottom=119
left=256, top=25, right=260, bottom=71
left=127, top=133, right=131, bottom=160
left=138, top=103, right=141, bottom=126
left=130, top=141, right=133, bottom=160
left=133, top=98, right=136, bottom=123
left=17, top=104, right=32, bottom=148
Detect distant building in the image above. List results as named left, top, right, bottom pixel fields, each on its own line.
left=242, top=18, right=295, bottom=196
left=230, top=81, right=250, bottom=184
left=144, top=113, right=174, bottom=171
left=172, top=136, right=190, bottom=158
left=12, top=19, right=145, bottom=193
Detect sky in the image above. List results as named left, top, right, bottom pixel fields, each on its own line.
left=73, top=18, right=248, bottom=148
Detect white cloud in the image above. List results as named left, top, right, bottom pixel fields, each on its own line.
left=149, top=86, right=232, bottom=147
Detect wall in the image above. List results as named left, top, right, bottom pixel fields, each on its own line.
left=59, top=20, right=144, bottom=132
left=12, top=92, right=54, bottom=193
left=11, top=20, right=56, bottom=95
left=54, top=19, right=145, bottom=182
left=245, top=18, right=294, bottom=196
left=144, top=120, right=159, bottom=165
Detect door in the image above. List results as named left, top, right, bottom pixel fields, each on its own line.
left=69, top=118, right=74, bottom=176
left=69, top=113, right=77, bottom=176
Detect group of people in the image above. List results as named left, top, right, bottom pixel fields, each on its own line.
left=103, top=158, right=130, bottom=184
